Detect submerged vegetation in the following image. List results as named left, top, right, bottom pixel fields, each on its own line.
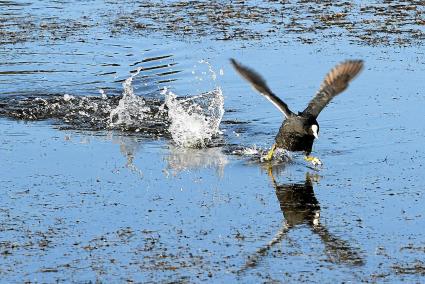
left=0, top=1, right=424, bottom=46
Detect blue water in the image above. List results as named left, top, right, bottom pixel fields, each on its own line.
left=1, top=1, right=425, bottom=283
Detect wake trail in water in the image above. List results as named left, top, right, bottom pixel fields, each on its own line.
left=0, top=61, right=291, bottom=162
left=0, top=63, right=226, bottom=148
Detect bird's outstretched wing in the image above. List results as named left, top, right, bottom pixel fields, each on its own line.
left=230, top=58, right=293, bottom=118
left=302, top=60, right=364, bottom=118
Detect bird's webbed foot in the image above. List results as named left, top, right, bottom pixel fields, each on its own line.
left=304, top=155, right=323, bottom=167
left=261, top=144, right=276, bottom=162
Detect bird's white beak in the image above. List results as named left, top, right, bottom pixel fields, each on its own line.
left=311, top=125, right=319, bottom=139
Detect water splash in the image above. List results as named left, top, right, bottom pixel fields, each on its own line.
left=0, top=68, right=223, bottom=140
left=108, top=68, right=152, bottom=130
left=231, top=146, right=293, bottom=163
left=0, top=60, right=229, bottom=145
left=232, top=145, right=262, bottom=156
left=164, top=87, right=224, bottom=148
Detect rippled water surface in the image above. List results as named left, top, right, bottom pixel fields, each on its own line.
left=1, top=1, right=425, bottom=283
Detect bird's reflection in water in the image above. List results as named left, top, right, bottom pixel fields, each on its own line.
left=241, top=168, right=364, bottom=271
left=164, top=146, right=228, bottom=177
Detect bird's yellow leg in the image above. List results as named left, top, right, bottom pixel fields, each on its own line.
left=264, top=144, right=276, bottom=161
left=267, top=164, right=277, bottom=187
left=306, top=172, right=321, bottom=183
left=267, top=163, right=274, bottom=178
left=304, top=155, right=323, bottom=166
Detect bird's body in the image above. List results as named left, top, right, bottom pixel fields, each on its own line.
left=275, top=115, right=317, bottom=155
left=230, top=58, right=364, bottom=164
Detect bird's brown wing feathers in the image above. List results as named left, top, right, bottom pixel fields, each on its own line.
left=230, top=58, right=293, bottom=118
left=302, top=60, right=364, bottom=118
